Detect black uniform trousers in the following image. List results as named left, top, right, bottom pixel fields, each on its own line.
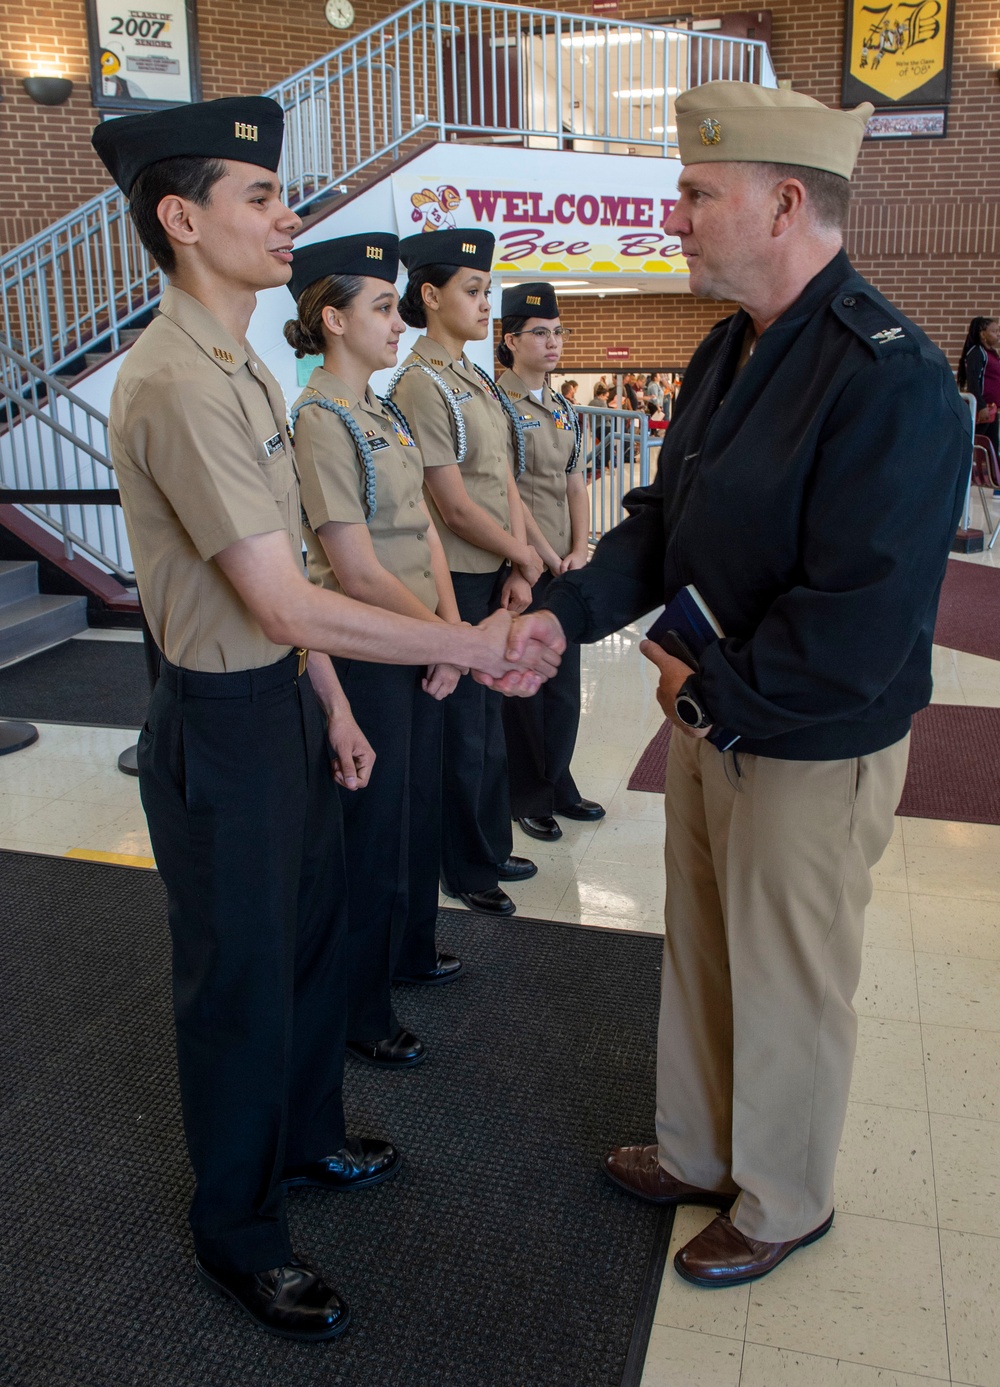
left=332, top=658, right=443, bottom=1042
left=441, top=563, right=514, bottom=892
left=137, top=651, right=348, bottom=1274
left=502, top=570, right=582, bottom=818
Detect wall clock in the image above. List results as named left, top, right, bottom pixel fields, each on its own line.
left=326, top=0, right=355, bottom=28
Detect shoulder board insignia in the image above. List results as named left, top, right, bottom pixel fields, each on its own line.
left=212, top=347, right=235, bottom=364
left=871, top=327, right=905, bottom=344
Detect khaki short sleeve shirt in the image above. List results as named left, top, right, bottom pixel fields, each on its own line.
left=391, top=336, right=512, bottom=574
left=293, top=366, right=438, bottom=612
left=108, top=286, right=301, bottom=672
left=498, top=369, right=576, bottom=559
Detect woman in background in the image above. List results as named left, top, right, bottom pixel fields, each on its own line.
left=957, top=315, right=1000, bottom=453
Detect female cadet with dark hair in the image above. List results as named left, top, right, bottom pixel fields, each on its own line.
left=496, top=282, right=604, bottom=842
left=285, top=233, right=464, bottom=1070
left=957, top=315, right=1000, bottom=453
left=388, top=228, right=542, bottom=915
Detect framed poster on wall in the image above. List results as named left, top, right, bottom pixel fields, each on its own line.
left=842, top=0, right=954, bottom=109
left=87, top=0, right=201, bottom=110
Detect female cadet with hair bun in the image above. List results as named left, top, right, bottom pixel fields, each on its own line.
left=388, top=228, right=542, bottom=916
left=285, top=233, right=465, bottom=1071
left=496, top=282, right=604, bottom=843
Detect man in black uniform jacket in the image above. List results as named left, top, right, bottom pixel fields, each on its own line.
left=506, top=81, right=969, bottom=1287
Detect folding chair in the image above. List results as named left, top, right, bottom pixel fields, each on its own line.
left=973, top=434, right=1000, bottom=550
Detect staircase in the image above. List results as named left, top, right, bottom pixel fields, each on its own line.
left=0, top=560, right=87, bottom=668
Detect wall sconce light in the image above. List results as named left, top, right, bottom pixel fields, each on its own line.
left=22, top=76, right=74, bottom=106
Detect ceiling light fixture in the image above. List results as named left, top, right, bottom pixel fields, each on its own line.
left=611, top=86, right=679, bottom=99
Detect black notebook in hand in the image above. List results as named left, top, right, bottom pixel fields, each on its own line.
left=647, top=586, right=741, bottom=752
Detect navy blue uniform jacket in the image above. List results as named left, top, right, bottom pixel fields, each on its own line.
left=542, top=251, right=969, bottom=760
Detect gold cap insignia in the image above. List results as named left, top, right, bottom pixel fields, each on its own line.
left=366, top=245, right=383, bottom=260
left=526, top=295, right=541, bottom=306
left=699, top=117, right=722, bottom=146
left=461, top=241, right=477, bottom=255
left=234, top=121, right=258, bottom=142
left=212, top=346, right=235, bottom=363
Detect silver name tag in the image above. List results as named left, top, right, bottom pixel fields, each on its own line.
left=368, top=437, right=390, bottom=452
left=453, top=390, right=474, bottom=402
left=263, top=433, right=283, bottom=456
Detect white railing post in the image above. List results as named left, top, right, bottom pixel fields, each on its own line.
left=434, top=0, right=448, bottom=141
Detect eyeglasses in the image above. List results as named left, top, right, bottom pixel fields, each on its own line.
left=509, top=328, right=572, bottom=342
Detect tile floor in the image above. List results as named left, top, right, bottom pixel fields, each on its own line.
left=1, top=547, right=999, bottom=1385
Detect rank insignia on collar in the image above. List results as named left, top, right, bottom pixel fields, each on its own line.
left=699, top=117, right=722, bottom=146
left=333, top=397, right=350, bottom=407
left=430, top=358, right=445, bottom=367
left=212, top=346, right=236, bottom=363
left=871, top=327, right=905, bottom=343
left=508, top=390, right=522, bottom=400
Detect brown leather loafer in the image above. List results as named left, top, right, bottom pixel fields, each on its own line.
left=674, top=1209, right=835, bottom=1288
left=602, top=1144, right=736, bottom=1208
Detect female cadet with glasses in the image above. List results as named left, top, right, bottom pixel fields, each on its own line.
left=496, top=282, right=604, bottom=843
left=285, top=233, right=464, bottom=1071
left=388, top=228, right=542, bottom=916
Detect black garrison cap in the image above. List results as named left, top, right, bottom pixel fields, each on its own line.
left=91, top=96, right=284, bottom=195
left=501, top=281, right=559, bottom=319
left=398, top=227, right=495, bottom=273
left=289, top=233, right=399, bottom=301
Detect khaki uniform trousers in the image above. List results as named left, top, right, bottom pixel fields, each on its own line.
left=655, top=730, right=910, bottom=1243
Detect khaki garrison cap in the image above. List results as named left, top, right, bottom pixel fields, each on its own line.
left=675, top=82, right=874, bottom=180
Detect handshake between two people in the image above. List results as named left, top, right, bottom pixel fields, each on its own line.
left=464, top=607, right=567, bottom=699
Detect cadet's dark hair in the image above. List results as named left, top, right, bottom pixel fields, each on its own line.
left=398, top=264, right=460, bottom=328
left=128, top=156, right=228, bottom=273
left=496, top=314, right=528, bottom=369
left=751, top=162, right=852, bottom=232
left=283, top=275, right=366, bottom=358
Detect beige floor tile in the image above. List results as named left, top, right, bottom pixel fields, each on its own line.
left=585, top=816, right=670, bottom=867
left=0, top=792, right=57, bottom=827
left=930, top=643, right=969, bottom=705
left=941, top=1227, right=1000, bottom=1387
left=51, top=768, right=142, bottom=810
left=903, top=832, right=1000, bottom=903
left=12, top=795, right=130, bottom=843
left=855, top=946, right=919, bottom=1023
left=864, top=891, right=914, bottom=952
left=740, top=1343, right=949, bottom=1386
left=640, top=1326, right=743, bottom=1387
left=850, top=1017, right=927, bottom=1111
left=916, top=953, right=1000, bottom=1031
left=655, top=1206, right=752, bottom=1339
left=911, top=893, right=1000, bottom=961
left=0, top=754, right=106, bottom=800
left=557, top=858, right=666, bottom=922
left=511, top=823, right=601, bottom=867
left=605, top=784, right=666, bottom=823
left=502, top=865, right=579, bottom=915
left=564, top=740, right=643, bottom=781
left=902, top=817, right=1000, bottom=851
left=923, top=1023, right=1000, bottom=1122
left=68, top=814, right=152, bottom=857
left=572, top=912, right=665, bottom=934
left=931, top=1113, right=1000, bottom=1237
left=72, top=628, right=143, bottom=642
left=17, top=722, right=135, bottom=762
left=836, top=1103, right=935, bottom=1225
left=0, top=830, right=75, bottom=856
left=745, top=1212, right=948, bottom=1378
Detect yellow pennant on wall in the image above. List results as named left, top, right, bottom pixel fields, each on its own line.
left=847, top=0, right=949, bottom=102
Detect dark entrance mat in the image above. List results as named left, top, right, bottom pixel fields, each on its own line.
left=934, top=559, right=1000, bottom=663
left=628, top=704, right=1000, bottom=827
left=0, top=851, right=672, bottom=1387
left=0, top=637, right=149, bottom=728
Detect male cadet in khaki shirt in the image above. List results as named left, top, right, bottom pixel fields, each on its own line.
left=91, top=96, right=561, bottom=1343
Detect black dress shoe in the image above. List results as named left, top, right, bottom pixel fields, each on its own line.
left=346, top=1029, right=426, bottom=1068
left=196, top=1254, right=350, bottom=1341
left=497, top=854, right=538, bottom=881
left=283, top=1135, right=403, bottom=1191
left=555, top=798, right=606, bottom=821
left=515, top=814, right=563, bottom=842
left=393, top=952, right=464, bottom=986
left=442, top=883, right=516, bottom=915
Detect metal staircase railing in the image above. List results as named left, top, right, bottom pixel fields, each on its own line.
left=0, top=1, right=774, bottom=377
left=0, top=341, right=132, bottom=578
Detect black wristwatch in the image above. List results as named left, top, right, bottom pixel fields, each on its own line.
left=674, top=677, right=711, bottom=730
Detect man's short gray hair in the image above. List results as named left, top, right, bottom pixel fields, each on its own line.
left=751, top=162, right=852, bottom=232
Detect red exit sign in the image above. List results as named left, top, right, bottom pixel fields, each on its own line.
left=606, top=346, right=630, bottom=359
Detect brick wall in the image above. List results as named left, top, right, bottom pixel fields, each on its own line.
left=1, top=0, right=997, bottom=362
